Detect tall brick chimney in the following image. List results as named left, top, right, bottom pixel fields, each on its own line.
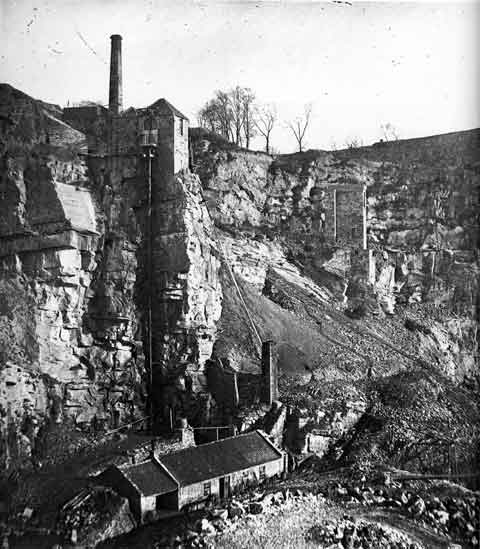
left=261, top=340, right=278, bottom=406
left=109, top=34, right=123, bottom=114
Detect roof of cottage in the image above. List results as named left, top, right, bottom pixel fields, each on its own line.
left=158, top=430, right=282, bottom=486
left=119, top=459, right=177, bottom=497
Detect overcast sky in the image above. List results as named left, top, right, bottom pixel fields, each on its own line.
left=1, top=0, right=478, bottom=152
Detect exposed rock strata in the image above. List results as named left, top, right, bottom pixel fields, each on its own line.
left=0, top=86, right=224, bottom=469
left=149, top=169, right=222, bottom=419
left=191, top=129, right=479, bottom=382
left=1, top=86, right=478, bottom=472
left=0, top=145, right=146, bottom=470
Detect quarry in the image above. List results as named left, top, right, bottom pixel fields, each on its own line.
left=0, top=30, right=479, bottom=549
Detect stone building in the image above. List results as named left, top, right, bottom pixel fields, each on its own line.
left=62, top=33, right=221, bottom=426
left=320, top=183, right=367, bottom=250
left=138, top=99, right=189, bottom=174
left=100, top=430, right=285, bottom=523
left=63, top=34, right=189, bottom=176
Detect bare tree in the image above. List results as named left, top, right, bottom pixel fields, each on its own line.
left=380, top=122, right=399, bottom=141
left=240, top=88, right=256, bottom=149
left=197, top=99, right=219, bottom=133
left=217, top=91, right=234, bottom=141
left=344, top=136, right=364, bottom=149
left=229, top=86, right=244, bottom=146
left=254, top=103, right=276, bottom=154
left=287, top=103, right=312, bottom=153
left=198, top=86, right=257, bottom=148
left=198, top=91, right=234, bottom=141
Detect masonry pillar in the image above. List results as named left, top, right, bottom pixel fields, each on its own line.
left=261, top=340, right=278, bottom=406
left=109, top=34, right=123, bottom=114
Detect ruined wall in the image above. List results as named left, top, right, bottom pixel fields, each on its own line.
left=173, top=116, right=189, bottom=173
left=63, top=106, right=109, bottom=154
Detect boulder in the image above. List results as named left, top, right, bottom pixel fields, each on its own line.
left=409, top=496, right=426, bottom=517
left=211, top=508, right=228, bottom=521
left=228, top=501, right=244, bottom=519
left=261, top=493, right=275, bottom=506
left=198, top=518, right=216, bottom=535
left=434, top=510, right=449, bottom=525
left=248, top=501, right=264, bottom=515
left=59, top=487, right=136, bottom=547
left=271, top=491, right=284, bottom=505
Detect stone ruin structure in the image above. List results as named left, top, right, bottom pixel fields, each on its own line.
left=0, top=33, right=222, bottom=466
left=63, top=34, right=222, bottom=427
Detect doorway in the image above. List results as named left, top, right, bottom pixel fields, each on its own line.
left=219, top=476, right=230, bottom=499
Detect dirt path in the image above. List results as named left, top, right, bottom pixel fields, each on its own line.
left=357, top=508, right=451, bottom=549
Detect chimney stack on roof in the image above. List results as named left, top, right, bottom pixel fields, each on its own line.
left=109, top=34, right=123, bottom=114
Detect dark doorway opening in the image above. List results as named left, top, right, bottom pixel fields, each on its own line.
left=156, top=491, right=177, bottom=511
left=219, top=476, right=230, bottom=499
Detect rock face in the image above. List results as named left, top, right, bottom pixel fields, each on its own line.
left=0, top=85, right=221, bottom=468
left=0, top=85, right=148, bottom=469
left=0, top=84, right=478, bottom=472
left=149, top=169, right=222, bottom=420
left=191, top=128, right=479, bottom=383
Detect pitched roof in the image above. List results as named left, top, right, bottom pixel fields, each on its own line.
left=158, top=430, right=282, bottom=486
left=119, top=459, right=177, bottom=497
left=147, top=98, right=189, bottom=120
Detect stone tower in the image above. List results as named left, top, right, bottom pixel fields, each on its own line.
left=109, top=34, right=123, bottom=114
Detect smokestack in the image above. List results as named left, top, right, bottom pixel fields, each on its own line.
left=109, top=34, right=123, bottom=114
left=261, top=340, right=278, bottom=406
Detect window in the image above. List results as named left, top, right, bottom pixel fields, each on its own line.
left=144, top=116, right=157, bottom=131
left=259, top=466, right=266, bottom=481
left=351, top=227, right=356, bottom=238
left=180, top=118, right=184, bottom=136
left=203, top=481, right=211, bottom=497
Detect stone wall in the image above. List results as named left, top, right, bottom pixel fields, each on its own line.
left=173, top=115, right=189, bottom=173
left=63, top=106, right=109, bottom=154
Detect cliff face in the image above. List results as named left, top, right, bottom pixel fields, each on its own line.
left=0, top=86, right=221, bottom=469
left=191, top=128, right=479, bottom=382
left=0, top=87, right=147, bottom=469
left=149, top=169, right=222, bottom=422
left=0, top=87, right=478, bottom=472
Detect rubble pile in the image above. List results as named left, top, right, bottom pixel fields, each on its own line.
left=305, top=517, right=424, bottom=549
left=58, top=486, right=135, bottom=547
left=328, top=479, right=479, bottom=547
left=152, top=488, right=315, bottom=548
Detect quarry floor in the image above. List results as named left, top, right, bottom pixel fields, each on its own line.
left=95, top=468, right=458, bottom=549
left=5, top=436, right=475, bottom=549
